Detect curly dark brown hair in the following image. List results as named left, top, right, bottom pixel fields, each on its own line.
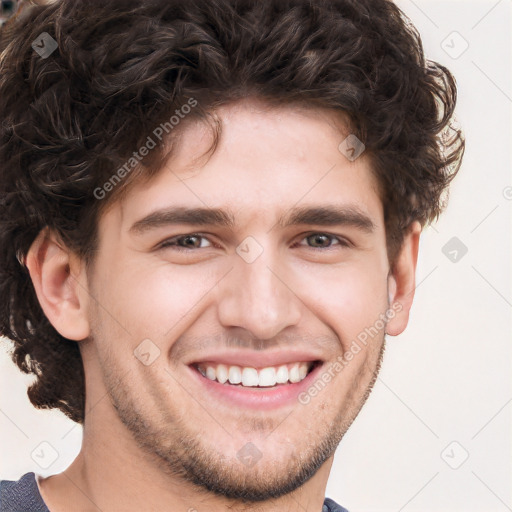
left=0, top=0, right=464, bottom=424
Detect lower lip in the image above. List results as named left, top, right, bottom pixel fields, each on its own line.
left=188, top=362, right=323, bottom=410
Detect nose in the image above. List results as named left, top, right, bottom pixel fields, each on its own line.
left=216, top=244, right=302, bottom=340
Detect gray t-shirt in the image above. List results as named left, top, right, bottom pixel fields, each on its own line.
left=0, top=472, right=349, bottom=511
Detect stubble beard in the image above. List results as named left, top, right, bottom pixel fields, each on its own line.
left=100, top=336, right=386, bottom=503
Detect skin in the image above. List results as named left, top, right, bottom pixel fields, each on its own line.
left=27, top=98, right=420, bottom=512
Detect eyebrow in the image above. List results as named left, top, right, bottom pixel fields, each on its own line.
left=278, top=205, right=375, bottom=232
left=129, top=207, right=236, bottom=234
left=128, top=205, right=375, bottom=235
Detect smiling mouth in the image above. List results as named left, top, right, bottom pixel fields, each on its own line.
left=191, top=361, right=322, bottom=388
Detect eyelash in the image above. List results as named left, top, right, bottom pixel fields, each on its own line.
left=158, top=232, right=350, bottom=252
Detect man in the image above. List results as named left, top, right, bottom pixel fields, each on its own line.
left=0, top=0, right=464, bottom=510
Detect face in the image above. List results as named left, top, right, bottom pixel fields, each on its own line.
left=82, top=100, right=394, bottom=501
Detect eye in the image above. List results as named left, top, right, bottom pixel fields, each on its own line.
left=298, top=233, right=349, bottom=249
left=159, top=234, right=213, bottom=251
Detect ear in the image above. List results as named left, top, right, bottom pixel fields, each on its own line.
left=385, top=221, right=421, bottom=336
left=25, top=228, right=90, bottom=341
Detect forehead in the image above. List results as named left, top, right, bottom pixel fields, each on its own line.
left=109, top=99, right=384, bottom=233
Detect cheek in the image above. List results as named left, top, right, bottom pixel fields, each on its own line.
left=295, top=261, right=388, bottom=350
left=93, top=258, right=221, bottom=341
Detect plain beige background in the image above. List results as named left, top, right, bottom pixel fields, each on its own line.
left=1, top=1, right=511, bottom=511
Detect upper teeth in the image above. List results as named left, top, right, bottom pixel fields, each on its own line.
left=197, top=362, right=313, bottom=387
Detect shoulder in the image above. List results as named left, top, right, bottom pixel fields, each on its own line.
left=323, top=496, right=350, bottom=512
left=0, top=472, right=50, bottom=512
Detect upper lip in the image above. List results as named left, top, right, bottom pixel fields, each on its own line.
left=186, top=350, right=324, bottom=369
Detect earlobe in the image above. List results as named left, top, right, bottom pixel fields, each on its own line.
left=25, top=228, right=90, bottom=341
left=385, top=221, right=421, bottom=336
